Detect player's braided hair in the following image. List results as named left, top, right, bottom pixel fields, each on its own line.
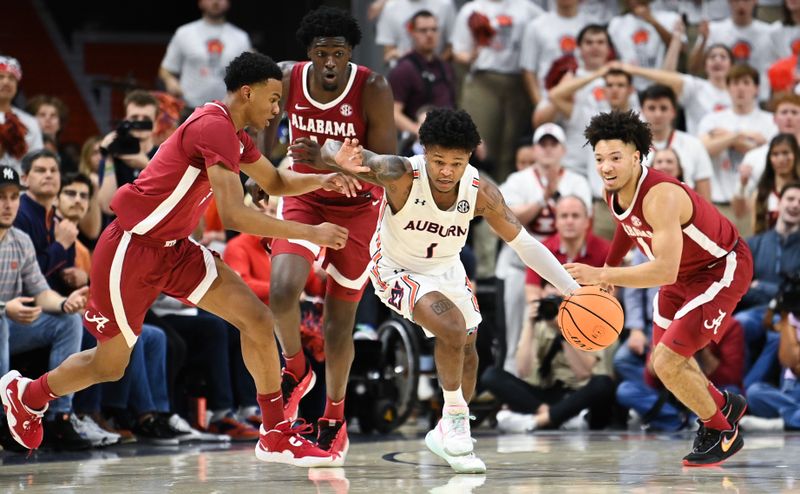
left=583, top=110, right=652, bottom=161
left=224, top=52, right=282, bottom=91
left=419, top=108, right=482, bottom=152
left=296, top=6, right=362, bottom=49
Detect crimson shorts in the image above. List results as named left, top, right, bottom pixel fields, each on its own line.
left=651, top=239, right=753, bottom=357
left=272, top=195, right=380, bottom=302
left=83, top=220, right=218, bottom=347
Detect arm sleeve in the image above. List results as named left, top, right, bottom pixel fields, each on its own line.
left=507, top=229, right=580, bottom=295
left=605, top=223, right=635, bottom=267
left=525, top=266, right=543, bottom=287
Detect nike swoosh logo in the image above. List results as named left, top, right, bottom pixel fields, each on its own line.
left=294, top=104, right=310, bottom=110
left=6, top=389, right=18, bottom=415
left=372, top=199, right=380, bottom=206
left=721, top=428, right=738, bottom=452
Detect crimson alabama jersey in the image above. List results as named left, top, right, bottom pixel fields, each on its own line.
left=111, top=101, right=260, bottom=240
left=606, top=166, right=739, bottom=280
left=286, top=61, right=379, bottom=205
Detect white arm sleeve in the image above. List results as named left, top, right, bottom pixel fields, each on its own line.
left=507, top=228, right=580, bottom=296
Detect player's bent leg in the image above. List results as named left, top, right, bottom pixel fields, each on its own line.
left=1, top=333, right=132, bottom=450
left=652, top=343, right=743, bottom=466
left=414, top=292, right=478, bottom=461
left=197, top=259, right=335, bottom=467
left=269, top=254, right=317, bottom=421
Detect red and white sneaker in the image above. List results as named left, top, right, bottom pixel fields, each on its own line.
left=316, top=418, right=349, bottom=467
left=281, top=365, right=316, bottom=422
left=255, top=419, right=338, bottom=467
left=0, top=370, right=48, bottom=450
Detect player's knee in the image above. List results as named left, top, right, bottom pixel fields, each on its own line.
left=651, top=346, right=679, bottom=383
left=439, top=325, right=467, bottom=349
left=269, top=284, right=303, bottom=314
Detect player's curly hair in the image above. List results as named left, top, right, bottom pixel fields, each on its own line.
left=419, top=108, right=482, bottom=152
left=296, top=6, right=362, bottom=49
left=224, top=52, right=282, bottom=91
left=583, top=110, right=652, bottom=161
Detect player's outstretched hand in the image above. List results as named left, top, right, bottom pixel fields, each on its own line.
left=320, top=172, right=362, bottom=198
left=312, top=222, right=349, bottom=250
left=288, top=137, right=324, bottom=168
left=334, top=138, right=370, bottom=175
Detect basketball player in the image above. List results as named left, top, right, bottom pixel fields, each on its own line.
left=292, top=108, right=580, bottom=473
left=256, top=6, right=396, bottom=461
left=0, top=52, right=357, bottom=467
left=564, top=110, right=753, bottom=467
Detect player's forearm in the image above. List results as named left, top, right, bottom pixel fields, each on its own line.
left=225, top=204, right=315, bottom=242
left=263, top=168, right=325, bottom=197
left=320, top=139, right=386, bottom=186
left=600, top=260, right=677, bottom=288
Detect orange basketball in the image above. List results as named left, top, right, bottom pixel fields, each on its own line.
left=558, top=286, right=624, bottom=352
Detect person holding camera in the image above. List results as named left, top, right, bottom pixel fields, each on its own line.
left=97, top=90, right=160, bottom=217
left=741, top=290, right=800, bottom=432
left=734, top=183, right=800, bottom=390
left=481, top=195, right=614, bottom=432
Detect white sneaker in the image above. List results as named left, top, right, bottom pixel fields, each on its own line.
left=168, top=414, right=230, bottom=443
left=75, top=414, right=121, bottom=447
left=425, top=428, right=486, bottom=474
left=739, top=415, right=784, bottom=432
left=495, top=410, right=536, bottom=433
left=438, top=406, right=474, bottom=456
left=560, top=409, right=589, bottom=431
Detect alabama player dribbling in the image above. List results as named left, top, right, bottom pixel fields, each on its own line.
left=0, top=52, right=357, bottom=467
left=565, top=110, right=754, bottom=466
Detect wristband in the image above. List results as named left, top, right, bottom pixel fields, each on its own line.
left=60, top=299, right=67, bottom=313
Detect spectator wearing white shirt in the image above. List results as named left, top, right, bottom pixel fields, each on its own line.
left=617, top=45, right=733, bottom=135
left=768, top=0, right=800, bottom=62
left=640, top=84, right=713, bottom=200
left=698, top=64, right=778, bottom=235
left=158, top=0, right=252, bottom=109
left=0, top=56, right=43, bottom=174
left=735, top=93, right=800, bottom=227
left=650, top=0, right=730, bottom=24
left=520, top=0, right=591, bottom=108
left=495, top=123, right=591, bottom=375
left=451, top=0, right=542, bottom=183
left=689, top=0, right=775, bottom=102
left=608, top=0, right=684, bottom=92
left=375, top=0, right=457, bottom=66
left=546, top=65, right=638, bottom=239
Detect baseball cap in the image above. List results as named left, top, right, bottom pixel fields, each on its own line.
left=533, top=123, right=566, bottom=145
left=0, top=166, right=21, bottom=189
left=0, top=55, right=22, bottom=81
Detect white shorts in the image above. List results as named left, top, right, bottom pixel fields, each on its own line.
left=369, top=257, right=482, bottom=338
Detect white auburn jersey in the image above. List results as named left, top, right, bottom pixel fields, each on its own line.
left=369, top=155, right=480, bottom=275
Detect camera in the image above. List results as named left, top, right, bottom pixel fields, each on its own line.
left=106, top=119, right=153, bottom=156
left=774, top=273, right=800, bottom=317
left=534, top=294, right=563, bottom=322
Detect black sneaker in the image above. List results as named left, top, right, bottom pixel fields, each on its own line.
left=683, top=421, right=743, bottom=467
left=721, top=391, right=748, bottom=425
left=132, top=414, right=179, bottom=445
left=42, top=413, right=93, bottom=451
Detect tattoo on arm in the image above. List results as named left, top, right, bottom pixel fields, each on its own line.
left=431, top=299, right=456, bottom=315
left=478, top=179, right=522, bottom=228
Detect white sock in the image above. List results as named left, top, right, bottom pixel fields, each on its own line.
left=442, top=387, right=468, bottom=408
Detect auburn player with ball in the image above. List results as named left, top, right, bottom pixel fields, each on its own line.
left=291, top=108, right=580, bottom=473
left=565, top=110, right=754, bottom=467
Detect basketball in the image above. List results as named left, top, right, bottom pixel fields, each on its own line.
left=558, top=286, right=624, bottom=352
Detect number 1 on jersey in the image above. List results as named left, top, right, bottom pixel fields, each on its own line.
left=425, top=243, right=438, bottom=258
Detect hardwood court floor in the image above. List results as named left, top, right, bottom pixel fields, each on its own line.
left=1, top=429, right=798, bottom=493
